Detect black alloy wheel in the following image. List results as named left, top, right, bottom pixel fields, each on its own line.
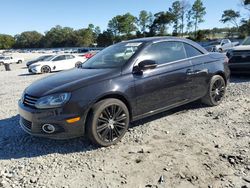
left=87, top=98, right=129, bottom=147
left=202, top=75, right=226, bottom=106
left=211, top=78, right=226, bottom=103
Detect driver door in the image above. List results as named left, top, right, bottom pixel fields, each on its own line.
left=133, top=41, right=194, bottom=117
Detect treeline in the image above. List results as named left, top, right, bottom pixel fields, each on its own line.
left=0, top=0, right=250, bottom=49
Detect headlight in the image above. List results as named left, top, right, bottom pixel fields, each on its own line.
left=35, top=93, right=71, bottom=109
left=20, top=92, right=25, bottom=103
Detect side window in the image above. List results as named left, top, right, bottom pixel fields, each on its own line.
left=184, top=43, right=203, bottom=58
left=53, top=55, right=66, bottom=61
left=142, top=41, right=187, bottom=65
left=66, top=55, right=74, bottom=59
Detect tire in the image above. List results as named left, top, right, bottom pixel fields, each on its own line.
left=218, top=48, right=223, bottom=53
left=87, top=98, right=129, bottom=147
left=41, top=66, right=51, bottom=73
left=17, top=60, right=22, bottom=64
left=201, top=75, right=226, bottom=106
left=75, top=61, right=82, bottom=68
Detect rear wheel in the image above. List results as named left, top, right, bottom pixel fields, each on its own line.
left=87, top=98, right=129, bottom=147
left=202, top=75, right=226, bottom=106
left=17, top=60, right=22, bottom=64
left=41, top=66, right=51, bottom=73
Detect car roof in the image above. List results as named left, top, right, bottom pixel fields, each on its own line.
left=123, top=37, right=208, bottom=54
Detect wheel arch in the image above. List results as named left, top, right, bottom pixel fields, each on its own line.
left=85, top=92, right=132, bottom=125
left=83, top=92, right=133, bottom=134
left=95, top=93, right=132, bottom=119
left=214, top=71, right=227, bottom=86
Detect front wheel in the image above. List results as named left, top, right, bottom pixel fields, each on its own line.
left=17, top=60, right=22, bottom=64
left=41, top=66, right=51, bottom=74
left=201, top=75, right=226, bottom=106
left=87, top=98, right=129, bottom=147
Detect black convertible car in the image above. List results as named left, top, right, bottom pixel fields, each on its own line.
left=18, top=37, right=230, bottom=146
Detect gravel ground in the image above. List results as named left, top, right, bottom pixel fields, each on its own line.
left=0, top=62, right=249, bottom=188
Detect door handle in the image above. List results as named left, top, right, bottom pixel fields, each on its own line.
left=186, top=69, right=208, bottom=75
left=186, top=69, right=194, bottom=75
left=193, top=69, right=208, bottom=74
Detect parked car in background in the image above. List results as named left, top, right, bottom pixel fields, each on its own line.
left=212, top=39, right=239, bottom=52
left=226, top=36, right=250, bottom=73
left=28, top=54, right=87, bottom=74
left=26, top=55, right=53, bottom=67
left=19, top=37, right=230, bottom=146
left=0, top=56, right=24, bottom=65
left=77, top=48, right=90, bottom=54
left=83, top=51, right=99, bottom=59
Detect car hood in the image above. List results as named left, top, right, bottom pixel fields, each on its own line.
left=31, top=61, right=51, bottom=67
left=232, top=45, right=250, bottom=51
left=25, top=68, right=121, bottom=97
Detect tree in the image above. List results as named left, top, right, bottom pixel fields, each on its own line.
left=43, top=26, right=79, bottom=48
left=242, top=0, right=250, bottom=11
left=150, top=11, right=174, bottom=36
left=180, top=0, right=190, bottom=36
left=137, top=10, right=153, bottom=35
left=97, top=30, right=114, bottom=47
left=117, top=13, right=137, bottom=36
left=239, top=19, right=250, bottom=37
left=186, top=10, right=193, bottom=33
left=108, top=13, right=137, bottom=36
left=169, top=1, right=182, bottom=36
left=108, top=17, right=119, bottom=36
left=15, top=31, right=43, bottom=48
left=196, top=29, right=211, bottom=41
left=88, top=24, right=95, bottom=31
left=189, top=0, right=206, bottom=38
left=75, top=28, right=95, bottom=47
left=0, top=34, right=15, bottom=49
left=220, top=9, right=240, bottom=29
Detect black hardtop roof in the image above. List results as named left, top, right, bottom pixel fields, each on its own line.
left=123, top=37, right=208, bottom=54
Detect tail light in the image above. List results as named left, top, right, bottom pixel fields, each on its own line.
left=225, top=56, right=229, bottom=64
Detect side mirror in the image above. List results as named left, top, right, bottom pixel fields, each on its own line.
left=138, top=60, right=157, bottom=71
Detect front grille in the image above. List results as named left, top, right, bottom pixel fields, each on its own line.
left=23, top=94, right=38, bottom=108
left=230, top=50, right=250, bottom=63
left=20, top=117, right=32, bottom=130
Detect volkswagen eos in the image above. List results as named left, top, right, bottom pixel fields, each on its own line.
left=18, top=37, right=230, bottom=146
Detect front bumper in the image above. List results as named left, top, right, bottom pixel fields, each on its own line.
left=228, top=62, right=250, bottom=73
left=18, top=100, right=86, bottom=139
left=28, top=66, right=39, bottom=73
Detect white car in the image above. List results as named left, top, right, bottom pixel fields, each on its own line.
left=213, top=39, right=239, bottom=52
left=28, top=54, right=87, bottom=74
left=0, top=56, right=24, bottom=65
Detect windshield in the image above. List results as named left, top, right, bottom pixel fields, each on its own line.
left=36, top=55, right=52, bottom=61
left=43, top=55, right=56, bottom=61
left=81, top=42, right=142, bottom=69
left=242, top=37, right=250, bottom=45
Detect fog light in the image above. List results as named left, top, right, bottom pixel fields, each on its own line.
left=66, top=117, right=80, bottom=124
left=42, top=124, right=55, bottom=134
